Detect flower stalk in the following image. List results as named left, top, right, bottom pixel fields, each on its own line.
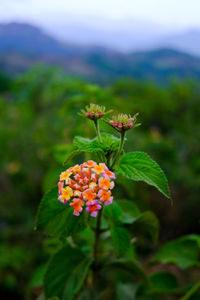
left=111, top=130, right=126, bottom=169
left=94, top=119, right=102, bottom=143
left=93, top=207, right=103, bottom=263
left=92, top=207, right=103, bottom=287
left=79, top=103, right=112, bottom=144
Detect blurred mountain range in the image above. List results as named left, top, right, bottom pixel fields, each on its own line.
left=42, top=16, right=200, bottom=56
left=1, top=22, right=200, bottom=83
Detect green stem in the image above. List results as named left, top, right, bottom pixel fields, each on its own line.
left=181, top=281, right=200, bottom=300
left=92, top=207, right=104, bottom=289
left=106, top=152, right=112, bottom=169
left=94, top=119, right=102, bottom=143
left=111, top=130, right=126, bottom=169
left=93, top=208, right=103, bottom=263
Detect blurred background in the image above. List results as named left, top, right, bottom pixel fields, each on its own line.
left=0, top=0, right=200, bottom=299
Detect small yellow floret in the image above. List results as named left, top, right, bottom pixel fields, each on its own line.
left=93, top=165, right=105, bottom=174
left=61, top=186, right=73, bottom=201
left=60, top=170, right=72, bottom=181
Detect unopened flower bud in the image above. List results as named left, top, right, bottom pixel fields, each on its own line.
left=80, top=103, right=111, bottom=121
left=109, top=113, right=140, bottom=132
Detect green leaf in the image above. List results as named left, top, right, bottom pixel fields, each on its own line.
left=116, top=152, right=170, bottom=199
left=74, top=133, right=121, bottom=155
left=130, top=211, right=159, bottom=243
left=28, top=264, right=47, bottom=289
left=136, top=272, right=178, bottom=298
left=104, top=202, right=122, bottom=226
left=117, top=200, right=140, bottom=224
left=44, top=244, right=92, bottom=300
left=35, top=187, right=86, bottom=237
left=100, top=133, right=122, bottom=153
left=116, top=283, right=137, bottom=300
left=52, top=144, right=81, bottom=165
left=184, top=234, right=200, bottom=247
left=153, top=235, right=200, bottom=269
left=149, top=271, right=179, bottom=293
left=111, top=226, right=131, bottom=256
left=42, top=167, right=62, bottom=192
left=117, top=201, right=159, bottom=242
left=102, top=259, right=146, bottom=281
left=74, top=136, right=102, bottom=153
left=64, top=150, right=82, bottom=165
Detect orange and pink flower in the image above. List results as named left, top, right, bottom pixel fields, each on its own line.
left=93, top=163, right=106, bottom=174
left=99, top=176, right=115, bottom=190
left=103, top=169, right=116, bottom=179
left=86, top=200, right=102, bottom=217
left=58, top=160, right=115, bottom=217
left=70, top=198, right=84, bottom=216
left=98, top=189, right=113, bottom=206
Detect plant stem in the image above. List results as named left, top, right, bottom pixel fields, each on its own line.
left=181, top=281, right=200, bottom=300
left=106, top=152, right=112, bottom=169
left=93, top=208, right=103, bottom=263
left=94, top=119, right=102, bottom=143
left=92, top=207, right=103, bottom=288
left=111, top=130, right=126, bottom=169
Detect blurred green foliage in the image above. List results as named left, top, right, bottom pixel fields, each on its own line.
left=0, top=66, right=200, bottom=299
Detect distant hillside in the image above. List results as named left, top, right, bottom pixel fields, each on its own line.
left=0, top=22, right=112, bottom=56
left=82, top=48, right=200, bottom=83
left=0, top=22, right=67, bottom=56
left=39, top=16, right=200, bottom=55
left=158, top=29, right=200, bottom=57
left=1, top=22, right=200, bottom=84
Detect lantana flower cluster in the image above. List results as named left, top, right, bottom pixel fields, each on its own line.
left=58, top=160, right=115, bottom=217
left=109, top=113, right=139, bottom=132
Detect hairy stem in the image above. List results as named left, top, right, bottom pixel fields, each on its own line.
left=111, top=131, right=126, bottom=169
left=94, top=119, right=102, bottom=143
left=92, top=208, right=103, bottom=289
left=93, top=208, right=103, bottom=263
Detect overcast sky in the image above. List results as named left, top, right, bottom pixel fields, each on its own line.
left=1, top=0, right=200, bottom=29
